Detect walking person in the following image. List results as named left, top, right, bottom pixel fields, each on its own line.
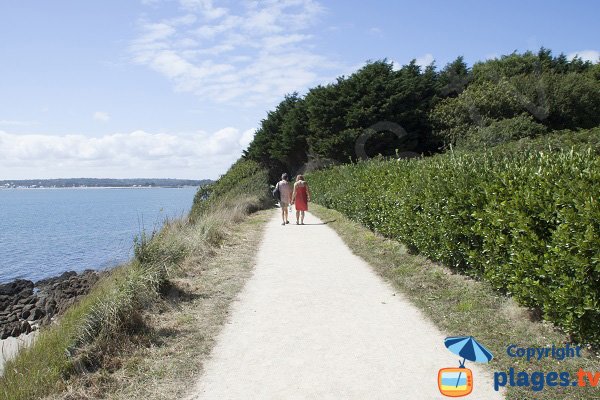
left=275, top=173, right=292, bottom=225
left=292, top=175, right=311, bottom=225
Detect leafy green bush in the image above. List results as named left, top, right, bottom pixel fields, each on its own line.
left=485, top=127, right=600, bottom=155
left=458, top=114, right=548, bottom=149
left=308, top=135, right=600, bottom=344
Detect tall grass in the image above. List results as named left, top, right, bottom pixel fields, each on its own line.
left=0, top=160, right=269, bottom=400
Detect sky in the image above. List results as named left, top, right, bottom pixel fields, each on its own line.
left=0, top=0, right=598, bottom=180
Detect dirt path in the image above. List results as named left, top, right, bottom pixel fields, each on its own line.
left=188, top=211, right=504, bottom=399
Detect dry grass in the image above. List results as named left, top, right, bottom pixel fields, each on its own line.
left=42, top=209, right=271, bottom=400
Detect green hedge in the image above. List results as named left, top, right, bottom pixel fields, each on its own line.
left=308, top=140, right=600, bottom=344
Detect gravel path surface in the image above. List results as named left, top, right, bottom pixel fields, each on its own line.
left=188, top=211, right=504, bottom=399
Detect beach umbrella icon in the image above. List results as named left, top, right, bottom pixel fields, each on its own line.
left=444, top=336, right=494, bottom=365
left=443, top=336, right=493, bottom=391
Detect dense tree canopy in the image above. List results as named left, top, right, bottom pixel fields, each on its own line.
left=244, top=49, right=599, bottom=179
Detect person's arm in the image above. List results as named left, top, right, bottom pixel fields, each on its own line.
left=306, top=183, right=311, bottom=202
left=291, top=183, right=297, bottom=204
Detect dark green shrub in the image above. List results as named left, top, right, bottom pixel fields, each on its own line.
left=458, top=114, right=548, bottom=149
left=308, top=136, right=600, bottom=344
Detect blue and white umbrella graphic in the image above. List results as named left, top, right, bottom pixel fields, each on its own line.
left=444, top=336, right=493, bottom=388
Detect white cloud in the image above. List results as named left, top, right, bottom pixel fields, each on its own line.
left=368, top=27, right=383, bottom=37
left=414, top=53, right=435, bottom=68
left=141, top=0, right=162, bottom=6
left=93, top=111, right=111, bottom=122
left=239, top=128, right=256, bottom=149
left=180, top=0, right=228, bottom=19
left=131, top=0, right=339, bottom=105
left=0, top=127, right=252, bottom=179
left=567, top=50, right=600, bottom=63
left=0, top=119, right=36, bottom=126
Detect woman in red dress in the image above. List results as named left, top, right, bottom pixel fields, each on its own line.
left=292, top=175, right=311, bottom=225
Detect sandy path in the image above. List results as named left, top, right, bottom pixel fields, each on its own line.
left=188, top=211, right=504, bottom=399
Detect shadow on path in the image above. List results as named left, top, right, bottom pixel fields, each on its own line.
left=293, top=219, right=336, bottom=225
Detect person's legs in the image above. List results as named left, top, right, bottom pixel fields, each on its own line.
left=280, top=202, right=287, bottom=225
left=283, top=204, right=289, bottom=223
left=300, top=211, right=305, bottom=224
left=296, top=210, right=300, bottom=224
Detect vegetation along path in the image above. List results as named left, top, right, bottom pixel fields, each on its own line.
left=188, top=210, right=504, bottom=399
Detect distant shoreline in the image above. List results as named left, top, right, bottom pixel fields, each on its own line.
left=0, top=178, right=213, bottom=190
left=0, top=186, right=199, bottom=190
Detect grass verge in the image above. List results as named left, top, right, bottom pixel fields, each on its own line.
left=0, top=260, right=166, bottom=400
left=0, top=159, right=271, bottom=400
left=310, top=203, right=600, bottom=400
left=43, top=209, right=272, bottom=400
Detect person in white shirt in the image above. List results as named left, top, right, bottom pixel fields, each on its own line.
left=275, top=173, right=292, bottom=225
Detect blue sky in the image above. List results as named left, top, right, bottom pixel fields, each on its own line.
left=1, top=0, right=598, bottom=179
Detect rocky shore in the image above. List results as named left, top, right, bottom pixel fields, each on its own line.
left=0, top=270, right=101, bottom=339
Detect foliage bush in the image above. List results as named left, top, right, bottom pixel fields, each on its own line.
left=431, top=50, right=600, bottom=148
left=308, top=133, right=600, bottom=344
left=457, top=114, right=548, bottom=149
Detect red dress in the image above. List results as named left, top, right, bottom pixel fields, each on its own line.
left=295, top=184, right=308, bottom=211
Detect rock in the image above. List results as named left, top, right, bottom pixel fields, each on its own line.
left=0, top=296, right=10, bottom=311
left=34, top=271, right=76, bottom=288
left=17, top=288, right=34, bottom=299
left=23, top=304, right=35, bottom=312
left=27, top=308, right=45, bottom=322
left=11, top=304, right=24, bottom=313
left=10, top=324, right=21, bottom=337
left=1, top=328, right=10, bottom=340
left=20, top=321, right=32, bottom=335
left=35, top=297, right=47, bottom=309
left=0, top=271, right=101, bottom=333
left=0, top=280, right=34, bottom=296
left=45, top=304, right=56, bottom=319
left=17, top=297, right=30, bottom=305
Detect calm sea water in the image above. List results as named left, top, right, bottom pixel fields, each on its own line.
left=0, top=187, right=198, bottom=284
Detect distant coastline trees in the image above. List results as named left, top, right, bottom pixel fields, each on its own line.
left=0, top=178, right=212, bottom=188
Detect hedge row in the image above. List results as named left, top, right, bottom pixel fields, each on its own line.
left=308, top=144, right=600, bottom=344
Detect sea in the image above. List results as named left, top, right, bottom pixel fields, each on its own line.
left=0, top=187, right=198, bottom=284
